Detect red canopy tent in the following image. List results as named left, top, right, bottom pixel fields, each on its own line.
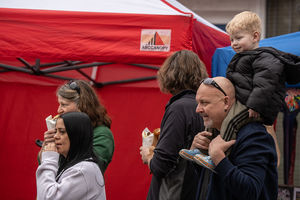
left=0, top=0, right=229, bottom=199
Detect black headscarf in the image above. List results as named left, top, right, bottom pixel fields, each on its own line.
left=56, top=112, right=101, bottom=180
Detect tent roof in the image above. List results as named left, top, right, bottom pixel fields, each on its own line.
left=0, top=0, right=187, bottom=15
left=0, top=0, right=229, bottom=87
left=0, top=0, right=225, bottom=33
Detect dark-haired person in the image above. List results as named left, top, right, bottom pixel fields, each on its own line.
left=139, top=50, right=208, bottom=200
left=39, top=80, right=114, bottom=174
left=36, top=112, right=106, bottom=200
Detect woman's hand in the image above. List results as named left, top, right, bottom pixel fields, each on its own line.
left=38, top=129, right=57, bottom=160
left=139, top=146, right=155, bottom=168
left=42, top=142, right=58, bottom=153
left=43, top=129, right=56, bottom=144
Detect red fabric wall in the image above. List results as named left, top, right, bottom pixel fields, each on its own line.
left=0, top=7, right=230, bottom=199
left=0, top=80, right=170, bottom=200
left=0, top=82, right=58, bottom=199
left=0, top=8, right=193, bottom=65
left=192, top=20, right=230, bottom=76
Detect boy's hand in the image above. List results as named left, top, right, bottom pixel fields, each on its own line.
left=248, top=109, right=260, bottom=118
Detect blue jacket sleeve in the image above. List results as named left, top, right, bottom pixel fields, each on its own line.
left=213, top=124, right=277, bottom=200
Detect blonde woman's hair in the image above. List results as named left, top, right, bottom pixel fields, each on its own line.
left=226, top=11, right=261, bottom=38
left=157, top=50, right=208, bottom=95
left=57, top=80, right=111, bottom=128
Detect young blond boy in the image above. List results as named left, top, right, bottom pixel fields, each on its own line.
left=180, top=11, right=300, bottom=171
left=226, top=11, right=284, bottom=124
left=226, top=11, right=283, bottom=166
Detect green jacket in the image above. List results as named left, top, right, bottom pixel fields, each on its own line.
left=93, top=125, right=115, bottom=173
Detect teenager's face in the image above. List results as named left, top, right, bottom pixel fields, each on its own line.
left=57, top=96, right=79, bottom=114
left=54, top=118, right=70, bottom=158
left=230, top=30, right=259, bottom=53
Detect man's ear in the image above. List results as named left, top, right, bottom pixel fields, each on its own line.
left=224, top=96, right=229, bottom=104
left=224, top=96, right=230, bottom=110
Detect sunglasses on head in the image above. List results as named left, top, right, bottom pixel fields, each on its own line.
left=68, top=80, right=80, bottom=95
left=200, top=78, right=227, bottom=96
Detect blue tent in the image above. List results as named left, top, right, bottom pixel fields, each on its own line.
left=211, top=31, right=300, bottom=88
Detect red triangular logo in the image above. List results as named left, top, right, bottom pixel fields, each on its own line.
left=154, top=32, right=164, bottom=45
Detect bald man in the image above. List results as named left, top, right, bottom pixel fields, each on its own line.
left=193, top=77, right=278, bottom=200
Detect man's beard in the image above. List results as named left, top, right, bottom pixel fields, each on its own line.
left=203, top=118, right=213, bottom=128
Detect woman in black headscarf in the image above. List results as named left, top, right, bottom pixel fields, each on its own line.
left=36, top=112, right=106, bottom=200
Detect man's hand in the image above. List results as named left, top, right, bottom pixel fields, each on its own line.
left=190, top=131, right=212, bottom=150
left=209, top=135, right=235, bottom=165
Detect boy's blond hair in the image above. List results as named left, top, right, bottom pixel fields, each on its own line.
left=226, top=11, right=261, bottom=38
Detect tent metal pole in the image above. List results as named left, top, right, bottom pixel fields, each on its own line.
left=17, top=58, right=32, bottom=69
left=39, top=61, right=82, bottom=67
left=130, top=63, right=159, bottom=70
left=95, top=76, right=157, bottom=88
left=0, top=63, right=32, bottom=73
left=0, top=60, right=159, bottom=87
left=42, top=62, right=113, bottom=73
left=76, top=69, right=97, bottom=85
left=17, top=58, right=83, bottom=69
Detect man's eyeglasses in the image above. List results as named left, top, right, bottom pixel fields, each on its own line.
left=68, top=80, right=80, bottom=95
left=200, top=78, right=227, bottom=96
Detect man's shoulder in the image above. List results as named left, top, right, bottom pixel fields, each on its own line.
left=238, top=122, right=267, bottom=137
left=167, top=90, right=197, bottom=109
left=236, top=123, right=276, bottom=152
left=240, top=122, right=265, bottom=130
